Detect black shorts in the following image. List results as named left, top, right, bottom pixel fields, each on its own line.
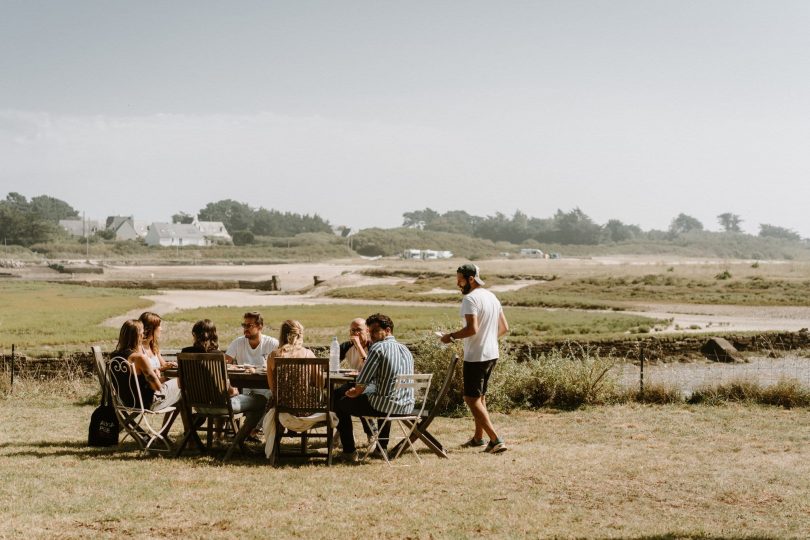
left=463, top=359, right=498, bottom=398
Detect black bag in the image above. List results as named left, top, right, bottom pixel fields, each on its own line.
left=88, top=387, right=120, bottom=447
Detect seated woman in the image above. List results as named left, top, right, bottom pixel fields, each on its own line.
left=181, top=319, right=266, bottom=441
left=139, top=312, right=176, bottom=374
left=263, top=320, right=335, bottom=459
left=111, top=319, right=181, bottom=411
left=180, top=318, right=220, bottom=353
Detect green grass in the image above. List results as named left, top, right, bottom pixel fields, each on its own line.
left=2, top=380, right=809, bottom=538
left=0, top=282, right=152, bottom=352
left=326, top=271, right=810, bottom=308
left=160, top=304, right=664, bottom=351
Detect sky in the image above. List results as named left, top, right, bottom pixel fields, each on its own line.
left=1, top=1, right=809, bottom=237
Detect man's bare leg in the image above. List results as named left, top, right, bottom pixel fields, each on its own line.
left=464, top=395, right=498, bottom=441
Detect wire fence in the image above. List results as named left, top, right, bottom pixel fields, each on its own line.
left=614, top=353, right=810, bottom=397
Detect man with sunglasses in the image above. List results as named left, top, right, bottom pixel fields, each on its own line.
left=225, top=311, right=278, bottom=401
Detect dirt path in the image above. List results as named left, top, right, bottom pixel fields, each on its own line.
left=621, top=303, right=810, bottom=334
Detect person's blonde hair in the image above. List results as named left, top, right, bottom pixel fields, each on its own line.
left=277, top=320, right=305, bottom=356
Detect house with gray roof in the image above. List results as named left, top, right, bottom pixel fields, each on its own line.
left=59, top=219, right=101, bottom=237
left=144, top=223, right=207, bottom=247
left=193, top=219, right=232, bottom=243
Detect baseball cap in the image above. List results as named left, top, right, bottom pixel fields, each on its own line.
left=457, top=263, right=485, bottom=286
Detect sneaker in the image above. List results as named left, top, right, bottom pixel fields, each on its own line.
left=483, top=439, right=507, bottom=453
left=460, top=437, right=486, bottom=448
left=334, top=450, right=358, bottom=464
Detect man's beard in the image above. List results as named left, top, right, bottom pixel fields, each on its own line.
left=460, top=282, right=472, bottom=295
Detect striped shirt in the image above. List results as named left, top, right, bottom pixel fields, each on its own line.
left=356, top=335, right=415, bottom=415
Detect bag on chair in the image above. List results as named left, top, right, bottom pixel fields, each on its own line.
left=88, top=389, right=120, bottom=447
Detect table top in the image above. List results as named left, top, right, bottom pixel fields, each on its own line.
left=164, top=367, right=356, bottom=389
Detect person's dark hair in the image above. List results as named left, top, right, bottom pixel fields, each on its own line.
left=243, top=311, right=263, bottom=327
left=139, top=311, right=162, bottom=355
left=191, top=319, right=219, bottom=352
left=366, top=313, right=394, bottom=332
left=115, top=319, right=143, bottom=355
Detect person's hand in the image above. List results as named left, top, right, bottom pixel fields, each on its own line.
left=345, top=386, right=362, bottom=399
left=440, top=333, right=454, bottom=344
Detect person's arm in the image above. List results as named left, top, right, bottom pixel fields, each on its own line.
left=441, top=314, right=479, bottom=344
left=498, top=309, right=509, bottom=338
left=346, top=347, right=379, bottom=398
left=350, top=335, right=368, bottom=363
left=131, top=353, right=162, bottom=391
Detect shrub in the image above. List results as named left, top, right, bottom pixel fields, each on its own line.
left=688, top=378, right=810, bottom=408
left=626, top=383, right=683, bottom=404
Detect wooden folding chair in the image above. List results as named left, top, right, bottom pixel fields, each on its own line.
left=389, top=355, right=458, bottom=460
left=273, top=358, right=334, bottom=466
left=361, top=373, right=433, bottom=465
left=174, top=352, right=247, bottom=462
left=105, top=356, right=176, bottom=453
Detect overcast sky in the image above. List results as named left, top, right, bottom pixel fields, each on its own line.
left=1, top=1, right=809, bottom=236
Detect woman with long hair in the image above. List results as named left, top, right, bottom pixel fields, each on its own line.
left=265, top=319, right=316, bottom=391
left=138, top=311, right=175, bottom=374
left=111, top=319, right=180, bottom=411
left=180, top=319, right=220, bottom=353
left=263, top=320, right=322, bottom=459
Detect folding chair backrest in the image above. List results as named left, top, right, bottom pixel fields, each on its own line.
left=106, top=356, right=145, bottom=411
left=91, top=345, right=107, bottom=400
left=274, top=358, right=330, bottom=416
left=394, top=373, right=433, bottom=418
left=177, top=353, right=231, bottom=414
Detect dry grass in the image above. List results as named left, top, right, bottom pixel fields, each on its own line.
left=1, top=380, right=809, bottom=539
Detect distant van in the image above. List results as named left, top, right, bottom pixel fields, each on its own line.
left=519, top=248, right=544, bottom=257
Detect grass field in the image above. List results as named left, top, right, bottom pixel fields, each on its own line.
left=325, top=262, right=810, bottom=308
left=0, top=282, right=152, bottom=352
left=1, top=379, right=808, bottom=538
left=0, top=282, right=663, bottom=354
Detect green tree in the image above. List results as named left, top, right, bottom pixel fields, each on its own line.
left=172, top=212, right=195, bottom=224
left=669, top=213, right=704, bottom=235
left=603, top=219, right=642, bottom=242
left=0, top=193, right=55, bottom=245
left=759, top=223, right=801, bottom=241
left=29, top=195, right=79, bottom=222
left=198, top=199, right=255, bottom=232
left=402, top=208, right=440, bottom=229
left=717, top=213, right=742, bottom=233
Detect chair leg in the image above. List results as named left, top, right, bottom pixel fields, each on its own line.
left=326, top=426, right=333, bottom=466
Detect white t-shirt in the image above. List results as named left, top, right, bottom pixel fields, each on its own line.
left=225, top=335, right=279, bottom=368
left=460, top=287, right=503, bottom=363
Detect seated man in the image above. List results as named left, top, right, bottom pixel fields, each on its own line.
left=335, top=313, right=415, bottom=461
left=340, top=317, right=371, bottom=371
left=225, top=311, right=278, bottom=401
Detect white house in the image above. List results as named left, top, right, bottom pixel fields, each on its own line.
left=144, top=223, right=207, bottom=247
left=520, top=248, right=544, bottom=257
left=193, top=219, right=232, bottom=243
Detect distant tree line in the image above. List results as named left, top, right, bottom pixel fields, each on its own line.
left=401, top=208, right=806, bottom=245
left=0, top=192, right=78, bottom=246
left=181, top=199, right=333, bottom=245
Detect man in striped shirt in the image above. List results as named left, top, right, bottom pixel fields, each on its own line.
left=335, top=313, right=414, bottom=461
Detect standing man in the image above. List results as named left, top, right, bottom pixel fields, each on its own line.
left=225, top=311, right=279, bottom=401
left=440, top=264, right=509, bottom=453
left=335, top=313, right=414, bottom=461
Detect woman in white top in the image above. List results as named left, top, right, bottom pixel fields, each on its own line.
left=139, top=311, right=176, bottom=383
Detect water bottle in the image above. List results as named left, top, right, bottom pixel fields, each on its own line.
left=329, top=336, right=340, bottom=372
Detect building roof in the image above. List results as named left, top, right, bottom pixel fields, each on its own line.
left=148, top=222, right=206, bottom=240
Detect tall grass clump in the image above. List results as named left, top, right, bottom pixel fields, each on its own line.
left=688, top=377, right=810, bottom=408
left=410, top=336, right=621, bottom=411
left=624, top=383, right=684, bottom=404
